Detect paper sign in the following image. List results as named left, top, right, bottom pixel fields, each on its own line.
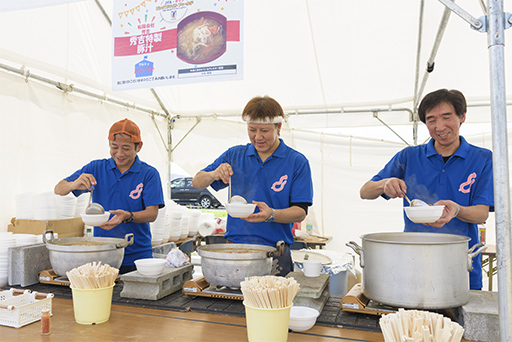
left=112, top=0, right=243, bottom=91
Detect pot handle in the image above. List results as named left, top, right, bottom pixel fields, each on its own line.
left=116, top=233, right=134, bottom=248
left=467, top=242, right=488, bottom=272
left=42, top=230, right=54, bottom=244
left=268, top=240, right=285, bottom=258
left=346, top=241, right=364, bottom=268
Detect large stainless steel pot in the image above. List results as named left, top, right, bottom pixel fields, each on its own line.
left=346, top=232, right=486, bottom=309
left=197, top=242, right=284, bottom=288
left=43, top=230, right=134, bottom=276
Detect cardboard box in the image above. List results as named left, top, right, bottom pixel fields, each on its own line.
left=347, top=268, right=362, bottom=291
left=8, top=217, right=84, bottom=237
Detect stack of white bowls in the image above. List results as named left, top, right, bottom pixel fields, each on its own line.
left=168, top=210, right=182, bottom=242
left=56, top=194, right=77, bottom=219
left=14, top=233, right=38, bottom=246
left=0, top=232, right=16, bottom=287
left=150, top=206, right=167, bottom=246
left=74, top=193, right=90, bottom=217
left=180, top=212, right=189, bottom=240
left=161, top=212, right=171, bottom=243
left=188, top=209, right=201, bottom=236
left=15, top=192, right=35, bottom=219
left=32, top=192, right=58, bottom=220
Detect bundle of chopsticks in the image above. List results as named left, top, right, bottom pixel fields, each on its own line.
left=379, top=308, right=464, bottom=342
left=240, top=275, right=300, bottom=309
left=66, top=262, right=119, bottom=289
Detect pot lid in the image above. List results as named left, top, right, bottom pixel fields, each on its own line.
left=291, top=250, right=332, bottom=265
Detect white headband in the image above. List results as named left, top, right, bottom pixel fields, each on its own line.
left=242, top=116, right=284, bottom=124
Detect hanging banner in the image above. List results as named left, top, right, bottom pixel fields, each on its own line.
left=112, top=0, right=243, bottom=91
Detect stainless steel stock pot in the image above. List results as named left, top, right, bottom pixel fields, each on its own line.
left=346, top=232, right=486, bottom=309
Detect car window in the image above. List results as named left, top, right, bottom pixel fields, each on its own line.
left=173, top=179, right=185, bottom=188
left=186, top=179, right=193, bottom=187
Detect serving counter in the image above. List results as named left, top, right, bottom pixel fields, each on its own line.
left=2, top=297, right=386, bottom=342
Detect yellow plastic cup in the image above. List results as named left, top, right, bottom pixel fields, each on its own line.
left=70, top=284, right=114, bottom=325
left=243, top=301, right=292, bottom=342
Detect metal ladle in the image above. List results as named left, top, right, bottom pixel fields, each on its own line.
left=228, top=176, right=247, bottom=204
left=402, top=191, right=428, bottom=207
left=85, top=186, right=105, bottom=214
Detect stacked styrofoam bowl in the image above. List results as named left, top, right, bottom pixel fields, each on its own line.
left=32, top=192, right=58, bottom=220
left=161, top=212, right=171, bottom=243
left=150, top=206, right=167, bottom=246
left=55, top=194, right=77, bottom=219
left=188, top=209, right=201, bottom=237
left=14, top=233, right=38, bottom=246
left=168, top=210, right=182, bottom=242
left=180, top=216, right=189, bottom=240
left=15, top=192, right=35, bottom=219
left=0, top=232, right=16, bottom=287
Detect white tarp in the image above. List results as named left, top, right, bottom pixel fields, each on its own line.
left=0, top=0, right=510, bottom=263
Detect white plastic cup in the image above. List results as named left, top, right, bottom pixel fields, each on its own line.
left=302, top=260, right=322, bottom=277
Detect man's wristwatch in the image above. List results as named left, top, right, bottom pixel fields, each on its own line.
left=123, top=211, right=134, bottom=224
left=265, top=208, right=275, bottom=223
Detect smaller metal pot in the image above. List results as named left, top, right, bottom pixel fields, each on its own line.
left=197, top=241, right=284, bottom=288
left=43, top=230, right=134, bottom=276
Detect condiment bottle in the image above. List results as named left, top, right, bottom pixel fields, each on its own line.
left=306, top=222, right=313, bottom=235
left=41, top=309, right=50, bottom=335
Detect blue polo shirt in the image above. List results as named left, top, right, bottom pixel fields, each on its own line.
left=371, top=136, right=494, bottom=289
left=65, top=156, right=165, bottom=266
left=204, top=139, right=313, bottom=246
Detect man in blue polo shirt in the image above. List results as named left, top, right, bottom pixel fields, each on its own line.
left=54, top=118, right=165, bottom=274
left=193, top=96, right=314, bottom=276
left=360, top=89, right=494, bottom=290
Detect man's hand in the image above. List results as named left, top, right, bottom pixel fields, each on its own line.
left=73, top=173, right=97, bottom=191
left=424, top=200, right=459, bottom=228
left=99, top=209, right=129, bottom=231
left=382, top=178, right=407, bottom=199
left=242, top=201, right=271, bottom=223
left=213, top=163, right=233, bottom=184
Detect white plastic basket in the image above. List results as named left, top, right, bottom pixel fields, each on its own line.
left=0, top=288, right=53, bottom=328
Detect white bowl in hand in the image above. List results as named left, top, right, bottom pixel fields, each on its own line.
left=134, top=258, right=167, bottom=276
left=404, top=205, right=445, bottom=223
left=80, top=212, right=110, bottom=226
left=226, top=202, right=256, bottom=218
left=289, top=306, right=320, bottom=332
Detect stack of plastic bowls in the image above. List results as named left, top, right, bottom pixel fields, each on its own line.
left=188, top=209, right=201, bottom=237
left=168, top=210, right=182, bottom=242
left=14, top=233, right=38, bottom=246
left=56, top=194, right=77, bottom=219
left=180, top=215, right=189, bottom=240
left=150, top=207, right=166, bottom=246
left=0, top=232, right=16, bottom=287
left=15, top=192, right=35, bottom=219
left=162, top=211, right=171, bottom=243
left=32, top=192, right=58, bottom=220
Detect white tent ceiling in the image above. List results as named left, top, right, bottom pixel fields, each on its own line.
left=1, top=0, right=511, bottom=293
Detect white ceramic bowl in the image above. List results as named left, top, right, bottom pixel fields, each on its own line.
left=80, top=212, right=110, bottom=226
left=226, top=202, right=256, bottom=218
left=289, top=306, right=320, bottom=332
left=134, top=258, right=167, bottom=276
left=404, top=205, right=445, bottom=223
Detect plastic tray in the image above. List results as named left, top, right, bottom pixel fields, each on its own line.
left=0, top=288, right=53, bottom=328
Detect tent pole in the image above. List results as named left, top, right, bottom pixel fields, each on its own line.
left=487, top=0, right=512, bottom=340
